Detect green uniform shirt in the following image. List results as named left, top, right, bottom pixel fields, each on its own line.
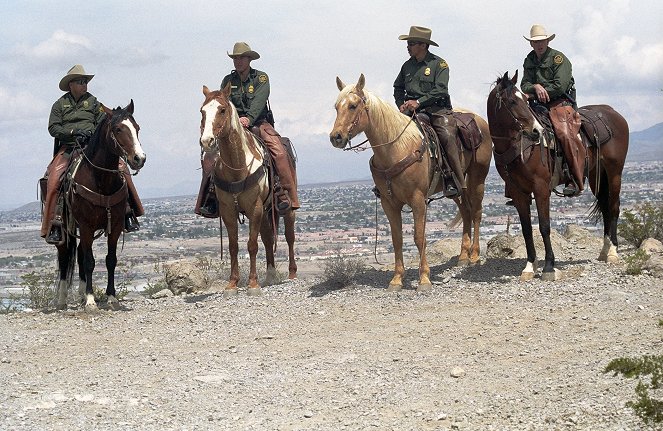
left=220, top=68, right=270, bottom=127
left=48, top=92, right=104, bottom=144
left=394, top=51, right=452, bottom=112
left=521, top=47, right=576, bottom=107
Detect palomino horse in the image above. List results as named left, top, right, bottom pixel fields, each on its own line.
left=330, top=74, right=492, bottom=292
left=199, top=84, right=297, bottom=295
left=487, top=71, right=629, bottom=280
left=56, top=100, right=146, bottom=310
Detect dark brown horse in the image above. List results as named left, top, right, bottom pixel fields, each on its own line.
left=199, top=85, right=297, bottom=296
left=330, top=74, right=492, bottom=292
left=487, top=71, right=629, bottom=280
left=55, top=100, right=146, bottom=310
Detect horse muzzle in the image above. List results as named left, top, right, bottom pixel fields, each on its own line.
left=128, top=153, right=146, bottom=171
left=329, top=131, right=349, bottom=149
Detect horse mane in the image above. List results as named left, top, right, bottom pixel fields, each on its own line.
left=85, top=106, right=132, bottom=157
left=336, top=83, right=417, bottom=148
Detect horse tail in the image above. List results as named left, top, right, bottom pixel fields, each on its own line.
left=447, top=210, right=462, bottom=229
left=589, top=168, right=609, bottom=224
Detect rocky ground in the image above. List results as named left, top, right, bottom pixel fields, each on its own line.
left=1, top=228, right=662, bottom=431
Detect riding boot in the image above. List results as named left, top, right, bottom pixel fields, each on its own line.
left=194, top=152, right=219, bottom=218
left=259, top=122, right=300, bottom=212
left=124, top=208, right=140, bottom=232
left=120, top=159, right=145, bottom=217
left=431, top=113, right=465, bottom=198
left=551, top=105, right=585, bottom=196
left=41, top=149, right=69, bottom=239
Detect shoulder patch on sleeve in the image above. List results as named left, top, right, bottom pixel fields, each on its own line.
left=259, top=74, right=268, bottom=83
left=439, top=60, right=448, bottom=69
left=553, top=54, right=564, bottom=65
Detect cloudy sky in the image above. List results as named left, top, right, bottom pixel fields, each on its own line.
left=1, top=0, right=661, bottom=209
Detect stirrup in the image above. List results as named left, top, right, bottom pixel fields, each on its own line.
left=46, top=225, right=63, bottom=245
left=124, top=214, right=140, bottom=232
left=562, top=185, right=579, bottom=197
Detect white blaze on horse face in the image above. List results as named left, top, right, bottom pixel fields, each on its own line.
left=200, top=100, right=220, bottom=152
left=121, top=119, right=146, bottom=162
left=515, top=88, right=545, bottom=139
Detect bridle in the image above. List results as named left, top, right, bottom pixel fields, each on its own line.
left=490, top=85, right=541, bottom=144
left=342, top=91, right=416, bottom=152
left=77, top=113, right=140, bottom=175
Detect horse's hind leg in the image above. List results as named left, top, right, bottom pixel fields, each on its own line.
left=597, top=168, right=622, bottom=263
left=245, top=212, right=263, bottom=295
left=55, top=238, right=75, bottom=310
left=284, top=210, right=297, bottom=279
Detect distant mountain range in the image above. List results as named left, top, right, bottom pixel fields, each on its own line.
left=627, top=122, right=663, bottom=162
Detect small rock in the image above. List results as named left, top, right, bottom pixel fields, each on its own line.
left=450, top=367, right=465, bottom=378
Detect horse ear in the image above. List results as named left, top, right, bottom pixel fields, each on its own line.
left=101, top=103, right=113, bottom=117
left=502, top=71, right=509, bottom=82
left=356, top=74, right=365, bottom=91
left=221, top=81, right=232, bottom=97
left=512, top=70, right=519, bottom=85
left=126, top=99, right=134, bottom=115
left=336, top=76, right=345, bottom=91
left=203, top=85, right=210, bottom=96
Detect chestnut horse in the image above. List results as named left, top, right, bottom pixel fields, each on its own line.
left=56, top=101, right=146, bottom=310
left=199, top=84, right=296, bottom=296
left=487, top=71, right=629, bottom=280
left=330, top=74, right=492, bottom=292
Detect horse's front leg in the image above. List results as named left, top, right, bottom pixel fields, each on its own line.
left=105, top=230, right=122, bottom=309
left=512, top=192, right=538, bottom=281
left=533, top=192, right=559, bottom=281
left=455, top=198, right=472, bottom=266
left=246, top=208, right=263, bottom=295
left=77, top=232, right=97, bottom=311
left=260, top=212, right=277, bottom=286
left=220, top=212, right=240, bottom=296
left=411, top=195, right=431, bottom=292
left=381, top=198, right=405, bottom=292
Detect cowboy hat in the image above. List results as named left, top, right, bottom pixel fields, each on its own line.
left=58, top=64, right=94, bottom=91
left=227, top=42, right=260, bottom=60
left=524, top=24, right=555, bottom=42
left=398, top=26, right=439, bottom=47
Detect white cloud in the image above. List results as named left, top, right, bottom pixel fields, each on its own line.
left=13, top=30, right=93, bottom=61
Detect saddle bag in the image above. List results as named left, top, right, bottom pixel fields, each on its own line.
left=452, top=112, right=482, bottom=151
left=578, top=108, right=613, bottom=147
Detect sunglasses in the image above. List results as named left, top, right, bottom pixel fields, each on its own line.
left=407, top=41, right=422, bottom=47
left=72, top=78, right=88, bottom=85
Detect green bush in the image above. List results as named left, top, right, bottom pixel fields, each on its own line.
left=624, top=249, right=649, bottom=275
left=20, top=271, right=56, bottom=309
left=619, top=203, right=663, bottom=248
left=323, top=254, right=367, bottom=287
left=604, top=321, right=663, bottom=424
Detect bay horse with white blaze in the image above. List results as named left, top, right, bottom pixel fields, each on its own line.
left=56, top=100, right=146, bottom=310
left=330, top=74, right=492, bottom=292
left=199, top=84, right=297, bottom=296
left=487, top=71, right=629, bottom=280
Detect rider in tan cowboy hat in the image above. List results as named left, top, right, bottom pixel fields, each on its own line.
left=394, top=25, right=465, bottom=198
left=42, top=64, right=143, bottom=244
left=195, top=42, right=299, bottom=218
left=520, top=24, right=584, bottom=197
left=58, top=64, right=95, bottom=92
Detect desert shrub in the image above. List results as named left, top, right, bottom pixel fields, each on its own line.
left=323, top=254, right=367, bottom=287
left=624, top=249, right=649, bottom=275
left=604, top=321, right=663, bottom=424
left=619, top=203, right=663, bottom=248
left=20, top=271, right=56, bottom=309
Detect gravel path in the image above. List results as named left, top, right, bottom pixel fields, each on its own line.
left=1, top=246, right=662, bottom=430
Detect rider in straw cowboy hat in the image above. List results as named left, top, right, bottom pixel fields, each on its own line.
left=394, top=25, right=465, bottom=198
left=42, top=64, right=143, bottom=244
left=521, top=24, right=584, bottom=197
left=195, top=42, right=299, bottom=217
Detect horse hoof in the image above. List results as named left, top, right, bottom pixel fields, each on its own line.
left=456, top=259, right=470, bottom=268
left=386, top=283, right=402, bottom=292
left=519, top=272, right=535, bottom=281
left=598, top=252, right=608, bottom=262
left=416, top=283, right=433, bottom=293
left=223, top=289, right=238, bottom=298
left=247, top=287, right=262, bottom=296
left=541, top=269, right=562, bottom=281
left=606, top=255, right=620, bottom=264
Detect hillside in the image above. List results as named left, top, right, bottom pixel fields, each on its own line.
left=627, top=122, right=663, bottom=162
